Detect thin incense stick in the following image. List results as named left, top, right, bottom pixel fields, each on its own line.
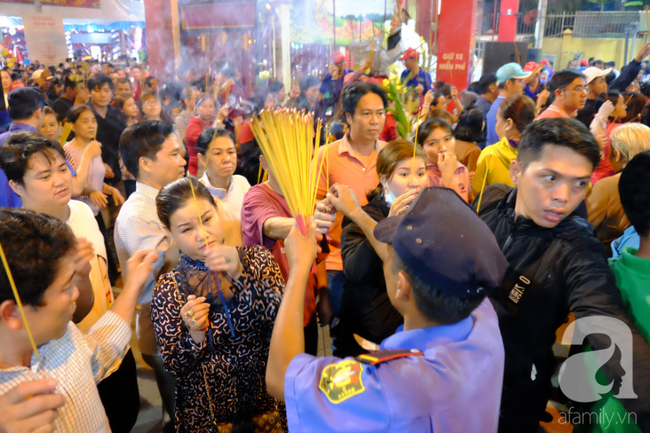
left=412, top=107, right=422, bottom=154
left=411, top=107, right=422, bottom=182
left=0, top=242, right=39, bottom=358
left=311, top=120, right=327, bottom=210
left=514, top=41, right=520, bottom=65
left=643, top=5, right=650, bottom=42
left=325, top=125, right=330, bottom=192
left=257, top=164, right=264, bottom=185
left=476, top=152, right=494, bottom=213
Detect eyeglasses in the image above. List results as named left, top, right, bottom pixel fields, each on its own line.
left=143, top=100, right=161, bottom=105
left=564, top=86, right=587, bottom=94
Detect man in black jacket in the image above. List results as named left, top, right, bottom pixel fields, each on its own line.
left=474, top=118, right=650, bottom=432
left=87, top=73, right=126, bottom=187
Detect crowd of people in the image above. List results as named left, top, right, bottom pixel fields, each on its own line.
left=1, top=40, right=650, bottom=433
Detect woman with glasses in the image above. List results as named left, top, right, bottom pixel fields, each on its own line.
left=139, top=90, right=174, bottom=123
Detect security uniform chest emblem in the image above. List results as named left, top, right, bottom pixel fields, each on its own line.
left=318, top=360, right=365, bottom=404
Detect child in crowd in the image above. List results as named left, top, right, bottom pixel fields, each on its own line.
left=416, top=117, right=470, bottom=201
left=0, top=205, right=156, bottom=433
left=0, top=131, right=142, bottom=431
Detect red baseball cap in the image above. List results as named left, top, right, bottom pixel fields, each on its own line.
left=580, top=59, right=589, bottom=67
left=523, top=61, right=539, bottom=72
left=399, top=48, right=420, bottom=60
left=332, top=51, right=345, bottom=64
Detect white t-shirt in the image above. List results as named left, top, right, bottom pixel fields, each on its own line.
left=200, top=173, right=251, bottom=221
left=200, top=173, right=250, bottom=247
left=66, top=200, right=113, bottom=333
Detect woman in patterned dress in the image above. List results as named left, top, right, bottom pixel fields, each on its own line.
left=152, top=177, right=286, bottom=432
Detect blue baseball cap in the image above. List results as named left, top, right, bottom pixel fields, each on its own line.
left=7, top=87, right=45, bottom=115
left=496, top=62, right=531, bottom=84
left=374, top=187, right=508, bottom=299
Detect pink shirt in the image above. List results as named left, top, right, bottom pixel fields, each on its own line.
left=538, top=105, right=571, bottom=119
left=241, top=183, right=316, bottom=327
left=426, top=161, right=470, bottom=202
left=64, top=142, right=106, bottom=216
left=316, top=134, right=387, bottom=271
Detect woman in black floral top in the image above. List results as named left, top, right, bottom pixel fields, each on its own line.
left=151, top=177, right=285, bottom=432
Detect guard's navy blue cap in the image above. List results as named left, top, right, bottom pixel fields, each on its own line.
left=7, top=87, right=45, bottom=113
left=374, top=187, right=508, bottom=299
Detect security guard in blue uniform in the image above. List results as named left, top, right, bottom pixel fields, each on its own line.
left=266, top=187, right=509, bottom=432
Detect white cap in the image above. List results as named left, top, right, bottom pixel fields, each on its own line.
left=582, top=67, right=613, bottom=84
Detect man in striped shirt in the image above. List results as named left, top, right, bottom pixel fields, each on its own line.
left=0, top=208, right=156, bottom=432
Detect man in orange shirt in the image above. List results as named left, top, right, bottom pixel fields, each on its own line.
left=315, top=82, right=388, bottom=353
left=538, top=69, right=587, bottom=119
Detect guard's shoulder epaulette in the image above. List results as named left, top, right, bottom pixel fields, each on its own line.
left=356, top=349, right=423, bottom=366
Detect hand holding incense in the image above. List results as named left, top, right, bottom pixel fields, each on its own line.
left=250, top=109, right=326, bottom=236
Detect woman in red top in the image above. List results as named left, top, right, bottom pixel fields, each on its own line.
left=592, top=90, right=627, bottom=185
left=186, top=96, right=228, bottom=176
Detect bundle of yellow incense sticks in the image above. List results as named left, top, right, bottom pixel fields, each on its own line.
left=60, top=122, right=73, bottom=146
left=250, top=110, right=324, bottom=235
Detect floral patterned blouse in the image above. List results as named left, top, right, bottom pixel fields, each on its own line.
left=151, top=245, right=285, bottom=432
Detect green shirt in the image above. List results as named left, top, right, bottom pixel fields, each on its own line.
left=610, top=247, right=650, bottom=342
left=576, top=247, right=649, bottom=433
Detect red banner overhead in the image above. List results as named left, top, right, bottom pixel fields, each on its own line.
left=436, top=0, right=478, bottom=90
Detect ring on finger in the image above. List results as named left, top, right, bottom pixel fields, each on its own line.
left=225, top=257, right=231, bottom=263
